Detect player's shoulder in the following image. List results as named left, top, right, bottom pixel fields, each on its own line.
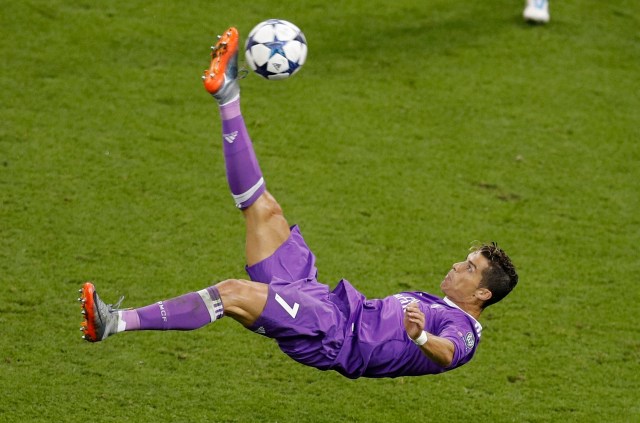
left=441, top=297, right=483, bottom=338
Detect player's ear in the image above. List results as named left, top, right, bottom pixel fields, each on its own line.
left=476, top=287, right=492, bottom=302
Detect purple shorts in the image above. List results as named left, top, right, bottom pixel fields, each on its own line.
left=245, top=225, right=318, bottom=283
left=245, top=225, right=348, bottom=371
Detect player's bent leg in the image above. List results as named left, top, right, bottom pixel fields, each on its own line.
left=242, top=191, right=291, bottom=266
left=79, top=279, right=267, bottom=342
left=215, top=278, right=268, bottom=327
left=79, top=281, right=227, bottom=342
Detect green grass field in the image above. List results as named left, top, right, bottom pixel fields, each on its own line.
left=1, top=0, right=639, bottom=421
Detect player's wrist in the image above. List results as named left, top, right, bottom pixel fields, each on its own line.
left=412, top=330, right=429, bottom=346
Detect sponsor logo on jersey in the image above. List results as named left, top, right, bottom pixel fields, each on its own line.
left=393, top=293, right=418, bottom=309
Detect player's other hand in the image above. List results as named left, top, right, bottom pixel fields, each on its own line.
left=403, top=301, right=425, bottom=340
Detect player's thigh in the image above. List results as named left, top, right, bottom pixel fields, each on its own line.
left=245, top=225, right=318, bottom=284
left=243, top=191, right=290, bottom=266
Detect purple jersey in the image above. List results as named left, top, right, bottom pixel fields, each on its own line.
left=332, top=279, right=482, bottom=378
left=248, top=277, right=482, bottom=379
left=246, top=225, right=482, bottom=379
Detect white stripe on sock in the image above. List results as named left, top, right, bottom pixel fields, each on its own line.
left=232, top=177, right=264, bottom=207
left=197, top=289, right=222, bottom=322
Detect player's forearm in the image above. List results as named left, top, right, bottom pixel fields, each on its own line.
left=417, top=334, right=455, bottom=368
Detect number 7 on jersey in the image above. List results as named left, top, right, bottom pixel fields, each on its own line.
left=275, top=293, right=299, bottom=319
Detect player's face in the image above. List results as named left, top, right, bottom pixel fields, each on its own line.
left=440, top=251, right=491, bottom=302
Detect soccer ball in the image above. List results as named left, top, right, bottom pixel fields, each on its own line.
left=245, top=19, right=307, bottom=80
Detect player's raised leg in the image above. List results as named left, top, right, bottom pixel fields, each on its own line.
left=79, top=279, right=267, bottom=342
left=203, top=27, right=263, bottom=208
left=203, top=27, right=290, bottom=266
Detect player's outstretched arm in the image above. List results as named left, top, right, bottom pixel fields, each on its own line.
left=404, top=302, right=455, bottom=368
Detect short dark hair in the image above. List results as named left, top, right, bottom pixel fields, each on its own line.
left=472, top=242, right=518, bottom=309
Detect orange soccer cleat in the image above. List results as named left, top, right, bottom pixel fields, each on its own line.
left=202, top=27, right=241, bottom=104
left=79, top=282, right=123, bottom=342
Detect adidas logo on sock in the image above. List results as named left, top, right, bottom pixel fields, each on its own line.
left=224, top=131, right=238, bottom=144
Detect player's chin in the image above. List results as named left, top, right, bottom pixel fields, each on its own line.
left=440, top=273, right=451, bottom=290
left=440, top=278, right=449, bottom=293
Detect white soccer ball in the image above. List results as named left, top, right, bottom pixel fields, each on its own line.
left=245, top=19, right=307, bottom=80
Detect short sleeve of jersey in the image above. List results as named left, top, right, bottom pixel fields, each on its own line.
left=433, top=312, right=479, bottom=369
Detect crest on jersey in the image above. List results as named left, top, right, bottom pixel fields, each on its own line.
left=464, top=332, right=475, bottom=349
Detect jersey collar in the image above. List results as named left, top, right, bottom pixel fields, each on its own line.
left=443, top=297, right=483, bottom=330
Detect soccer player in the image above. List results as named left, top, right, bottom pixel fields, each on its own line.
left=523, top=0, right=550, bottom=24
left=78, top=27, right=518, bottom=379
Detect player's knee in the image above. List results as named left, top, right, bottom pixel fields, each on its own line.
left=216, top=279, right=251, bottom=305
left=215, top=279, right=266, bottom=325
left=251, top=191, right=284, bottom=222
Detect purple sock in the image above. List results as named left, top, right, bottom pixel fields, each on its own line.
left=118, top=286, right=224, bottom=331
left=219, top=98, right=266, bottom=209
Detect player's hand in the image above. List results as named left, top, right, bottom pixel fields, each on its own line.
left=403, top=301, right=425, bottom=340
